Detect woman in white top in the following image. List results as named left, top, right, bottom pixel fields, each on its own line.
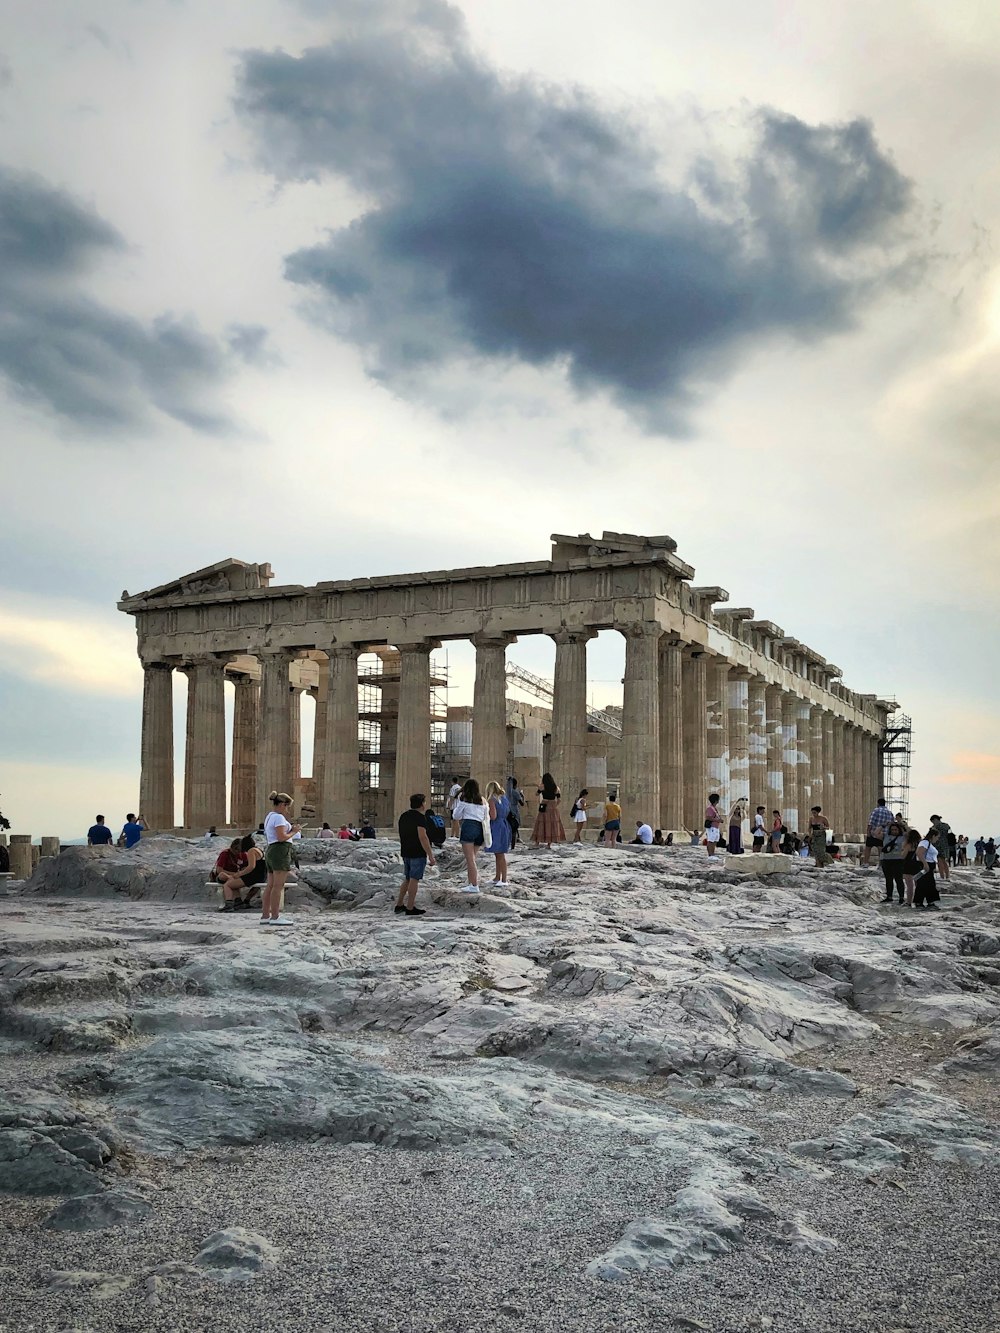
left=262, top=790, right=300, bottom=925
left=570, top=789, right=589, bottom=844
left=914, top=830, right=941, bottom=910
left=453, top=777, right=491, bottom=895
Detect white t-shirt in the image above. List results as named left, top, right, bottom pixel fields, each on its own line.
left=452, top=800, right=488, bottom=823
left=636, top=823, right=653, bottom=844
left=447, top=784, right=462, bottom=808
left=918, top=839, right=938, bottom=865
left=264, top=811, right=291, bottom=844
left=753, top=814, right=765, bottom=833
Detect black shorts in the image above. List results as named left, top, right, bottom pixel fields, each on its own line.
left=865, top=836, right=883, bottom=849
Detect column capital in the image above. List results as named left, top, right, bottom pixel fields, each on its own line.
left=549, top=627, right=597, bottom=646
left=257, top=645, right=297, bottom=660
left=395, top=639, right=442, bottom=655
left=621, top=621, right=663, bottom=640
left=140, top=657, right=174, bottom=672
left=320, top=641, right=362, bottom=659
left=470, top=632, right=517, bottom=650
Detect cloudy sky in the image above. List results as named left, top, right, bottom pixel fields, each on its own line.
left=2, top=0, right=998, bottom=839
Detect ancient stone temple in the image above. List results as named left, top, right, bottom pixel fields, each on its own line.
left=118, top=532, right=893, bottom=839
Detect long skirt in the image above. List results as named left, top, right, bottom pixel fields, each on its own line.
left=727, top=825, right=743, bottom=854
left=809, top=828, right=832, bottom=867
left=531, top=805, right=565, bottom=845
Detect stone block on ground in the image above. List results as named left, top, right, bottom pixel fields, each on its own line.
left=725, top=853, right=793, bottom=876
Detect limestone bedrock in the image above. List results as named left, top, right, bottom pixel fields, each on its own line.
left=2, top=841, right=1000, bottom=1299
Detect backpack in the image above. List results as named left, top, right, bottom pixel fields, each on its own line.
left=570, top=802, right=579, bottom=818
left=427, top=813, right=445, bottom=831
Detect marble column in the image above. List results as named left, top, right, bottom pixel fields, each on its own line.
left=229, top=674, right=259, bottom=829
left=682, top=651, right=708, bottom=830
left=765, top=685, right=784, bottom=822
left=809, top=705, right=825, bottom=816
left=706, top=661, right=730, bottom=809
left=781, top=694, right=800, bottom=834
left=312, top=672, right=327, bottom=792
left=181, top=665, right=195, bottom=832
left=848, top=725, right=863, bottom=839
left=185, top=655, right=228, bottom=830
left=621, top=623, right=661, bottom=829
left=321, top=644, right=360, bottom=826
left=139, top=661, right=174, bottom=830
left=395, top=640, right=439, bottom=811
left=549, top=629, right=595, bottom=807
left=659, top=636, right=684, bottom=831
left=256, top=648, right=295, bottom=818
left=794, top=699, right=813, bottom=818
left=289, top=686, right=303, bottom=786
left=748, top=679, right=768, bottom=818
left=822, top=712, right=836, bottom=834
left=8, top=835, right=32, bottom=880
left=832, top=718, right=846, bottom=838
left=727, top=672, right=750, bottom=830
left=470, top=634, right=515, bottom=786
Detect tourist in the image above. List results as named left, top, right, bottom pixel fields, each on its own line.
left=531, top=772, right=565, bottom=847
left=914, top=830, right=942, bottom=909
left=119, top=813, right=146, bottom=849
left=901, top=829, right=922, bottom=905
left=218, top=834, right=267, bottom=911
left=318, top=822, right=336, bottom=839
left=770, top=810, right=782, bottom=854
left=570, top=789, right=589, bottom=843
left=705, top=793, right=723, bottom=857
left=261, top=791, right=300, bottom=925
left=929, top=815, right=952, bottom=881
left=652, top=829, right=666, bottom=846
left=87, top=815, right=114, bottom=847
left=947, top=830, right=958, bottom=866
left=727, top=799, right=746, bottom=854
left=203, top=826, right=218, bottom=845
left=393, top=793, right=435, bottom=916
left=752, top=807, right=767, bottom=852
left=485, top=780, right=512, bottom=887
left=360, top=821, right=377, bottom=839
left=984, top=837, right=997, bottom=873
left=212, top=838, right=246, bottom=885
left=781, top=827, right=801, bottom=855
left=602, top=791, right=622, bottom=848
left=505, top=777, right=525, bottom=846
left=347, top=824, right=361, bottom=841
left=424, top=806, right=447, bottom=849
left=453, top=778, right=490, bottom=894
left=862, top=798, right=892, bottom=867
left=959, top=835, right=969, bottom=866
left=879, top=821, right=906, bottom=904
left=632, top=820, right=653, bottom=845
left=337, top=824, right=352, bottom=840
left=447, top=777, right=463, bottom=837
left=975, top=836, right=986, bottom=866
left=894, top=812, right=909, bottom=831
left=808, top=806, right=832, bottom=868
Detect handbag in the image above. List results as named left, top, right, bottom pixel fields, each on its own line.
left=482, top=809, right=492, bottom=851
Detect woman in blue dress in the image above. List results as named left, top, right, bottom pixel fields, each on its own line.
left=486, top=781, right=512, bottom=887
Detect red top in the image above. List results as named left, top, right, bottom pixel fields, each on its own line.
left=215, top=849, right=247, bottom=874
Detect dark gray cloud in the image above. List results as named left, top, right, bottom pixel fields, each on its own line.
left=0, top=167, right=247, bottom=434
left=237, top=0, right=919, bottom=429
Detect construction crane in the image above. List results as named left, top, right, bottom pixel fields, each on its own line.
left=506, top=662, right=623, bottom=738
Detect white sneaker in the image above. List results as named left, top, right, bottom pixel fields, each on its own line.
left=263, top=916, right=295, bottom=926
left=493, top=880, right=508, bottom=888
left=461, top=885, right=481, bottom=895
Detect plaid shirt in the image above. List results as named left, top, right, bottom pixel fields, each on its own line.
left=868, top=805, right=893, bottom=832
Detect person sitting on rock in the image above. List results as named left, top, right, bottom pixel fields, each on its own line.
left=218, top=834, right=268, bottom=911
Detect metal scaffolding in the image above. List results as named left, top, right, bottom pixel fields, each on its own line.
left=505, top=661, right=623, bottom=738
left=880, top=705, right=913, bottom=820
left=357, top=649, right=450, bottom=820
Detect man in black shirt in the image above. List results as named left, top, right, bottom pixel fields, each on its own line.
left=395, top=793, right=436, bottom=917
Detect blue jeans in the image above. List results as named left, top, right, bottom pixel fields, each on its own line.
left=460, top=819, right=484, bottom=846
left=402, top=856, right=427, bottom=881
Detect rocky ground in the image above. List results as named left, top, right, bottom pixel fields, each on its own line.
left=2, top=837, right=1000, bottom=1332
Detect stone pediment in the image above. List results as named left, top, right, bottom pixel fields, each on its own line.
left=121, top=559, right=273, bottom=604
